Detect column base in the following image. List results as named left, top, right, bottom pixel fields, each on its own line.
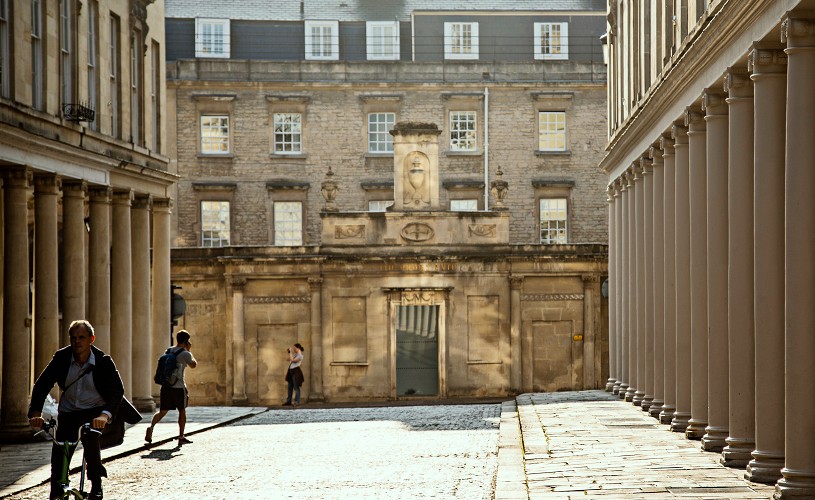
left=133, top=396, right=156, bottom=413
left=685, top=418, right=707, bottom=440
left=745, top=451, right=785, bottom=484
left=606, top=378, right=616, bottom=392
left=624, top=387, right=636, bottom=402
left=701, top=425, right=729, bottom=452
left=670, top=412, right=690, bottom=432
left=307, top=392, right=325, bottom=403
left=659, top=404, right=676, bottom=424
left=721, top=437, right=755, bottom=468
left=774, top=469, right=815, bottom=499
left=613, top=382, right=624, bottom=395
left=0, top=422, right=35, bottom=443
left=641, top=396, right=654, bottom=412
left=648, top=399, right=664, bottom=419
left=231, top=396, right=249, bottom=406
left=632, top=390, right=644, bottom=406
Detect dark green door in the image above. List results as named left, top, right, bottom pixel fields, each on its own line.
left=396, top=305, right=439, bottom=396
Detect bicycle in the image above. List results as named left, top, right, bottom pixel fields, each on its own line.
left=35, top=419, right=102, bottom=500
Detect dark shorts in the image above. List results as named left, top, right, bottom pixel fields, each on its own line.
left=159, top=386, right=188, bottom=411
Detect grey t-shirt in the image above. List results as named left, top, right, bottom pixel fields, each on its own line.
left=171, top=349, right=196, bottom=389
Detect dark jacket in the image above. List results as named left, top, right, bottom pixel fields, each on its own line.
left=28, top=344, right=142, bottom=447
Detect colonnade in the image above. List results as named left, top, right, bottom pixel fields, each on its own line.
left=0, top=166, right=172, bottom=442
left=605, top=13, right=815, bottom=499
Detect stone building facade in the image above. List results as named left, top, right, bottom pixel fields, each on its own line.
left=166, top=0, right=610, bottom=405
left=603, top=0, right=815, bottom=497
left=0, top=0, right=173, bottom=442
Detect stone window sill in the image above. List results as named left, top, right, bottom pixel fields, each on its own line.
left=535, top=150, right=571, bottom=156
left=270, top=153, right=308, bottom=160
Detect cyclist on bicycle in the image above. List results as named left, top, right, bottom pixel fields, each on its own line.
left=27, top=320, right=136, bottom=500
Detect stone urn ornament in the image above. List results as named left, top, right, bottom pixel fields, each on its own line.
left=321, top=166, right=338, bottom=212
left=407, top=156, right=426, bottom=205
left=490, top=166, right=509, bottom=210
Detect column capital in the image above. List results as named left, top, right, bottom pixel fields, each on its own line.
left=228, top=276, right=247, bottom=290
left=615, top=176, right=626, bottom=193
left=62, top=180, right=88, bottom=196
left=702, top=89, right=728, bottom=116
left=112, top=189, right=134, bottom=205
left=629, top=162, right=642, bottom=183
left=607, top=184, right=615, bottom=202
left=660, top=135, right=676, bottom=154
left=2, top=166, right=32, bottom=187
left=509, top=275, right=524, bottom=290
left=640, top=156, right=653, bottom=175
left=724, top=69, right=753, bottom=98
left=582, top=274, right=601, bottom=285
left=132, top=194, right=153, bottom=210
left=684, top=107, right=706, bottom=130
left=781, top=15, right=815, bottom=46
left=671, top=124, right=689, bottom=145
left=748, top=44, right=787, bottom=74
left=308, top=277, right=323, bottom=291
left=33, top=174, right=61, bottom=194
left=152, top=197, right=173, bottom=213
left=649, top=144, right=664, bottom=164
left=88, top=186, right=112, bottom=202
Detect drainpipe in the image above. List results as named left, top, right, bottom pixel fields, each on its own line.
left=484, top=86, right=489, bottom=210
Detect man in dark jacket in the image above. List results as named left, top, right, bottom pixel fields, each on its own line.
left=28, top=319, right=140, bottom=500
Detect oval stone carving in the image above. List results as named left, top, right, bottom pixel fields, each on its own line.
left=400, top=222, right=434, bottom=242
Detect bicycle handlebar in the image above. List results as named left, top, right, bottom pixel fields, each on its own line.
left=36, top=419, right=103, bottom=445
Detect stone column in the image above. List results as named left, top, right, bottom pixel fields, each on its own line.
left=633, top=161, right=647, bottom=406
left=639, top=157, right=654, bottom=411
left=151, top=198, right=172, bottom=399
left=625, top=165, right=639, bottom=403
left=777, top=15, right=815, bottom=498
left=582, top=274, right=598, bottom=388
left=672, top=123, right=692, bottom=433
left=510, top=275, right=523, bottom=393
left=61, top=181, right=87, bottom=326
left=230, top=277, right=247, bottom=404
left=309, top=277, right=325, bottom=402
left=88, top=187, right=112, bottom=352
left=131, top=195, right=154, bottom=412
left=745, top=44, right=786, bottom=485
left=617, top=176, right=629, bottom=397
left=0, top=167, right=33, bottom=441
left=660, top=136, right=677, bottom=424
left=649, top=145, right=665, bottom=418
left=613, top=181, right=624, bottom=395
left=702, top=89, right=730, bottom=452
left=34, top=175, right=61, bottom=377
left=722, top=69, right=755, bottom=467
left=606, top=186, right=617, bottom=392
left=111, top=190, right=133, bottom=395
left=686, top=107, right=708, bottom=440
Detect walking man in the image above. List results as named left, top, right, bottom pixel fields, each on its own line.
left=145, top=330, right=197, bottom=445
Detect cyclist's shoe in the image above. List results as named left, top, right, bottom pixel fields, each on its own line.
left=178, top=436, right=193, bottom=445
left=144, top=426, right=153, bottom=443
left=90, top=479, right=103, bottom=499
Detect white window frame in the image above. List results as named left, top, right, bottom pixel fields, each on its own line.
left=444, top=22, right=479, bottom=60
left=366, top=21, right=399, bottom=61
left=368, top=112, right=395, bottom=153
left=274, top=201, right=303, bottom=246
left=305, top=20, right=339, bottom=61
left=450, top=199, right=478, bottom=211
left=274, top=112, right=302, bottom=154
left=539, top=198, right=568, bottom=244
left=538, top=111, right=566, bottom=152
left=195, top=18, right=230, bottom=58
left=534, top=22, right=569, bottom=60
left=201, top=201, right=230, bottom=247
left=449, top=111, right=477, bottom=151
left=200, top=115, right=230, bottom=154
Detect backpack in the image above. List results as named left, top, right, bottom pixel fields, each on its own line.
left=154, top=347, right=183, bottom=386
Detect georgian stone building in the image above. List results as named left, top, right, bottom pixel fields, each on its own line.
left=603, top=0, right=815, bottom=497
left=166, top=0, right=610, bottom=405
left=0, top=0, right=172, bottom=442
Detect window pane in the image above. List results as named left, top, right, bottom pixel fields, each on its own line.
left=274, top=201, right=303, bottom=246
left=450, top=199, right=478, bottom=211
left=200, top=115, right=229, bottom=153
left=538, top=111, right=566, bottom=151
left=540, top=198, right=568, bottom=244
left=450, top=111, right=477, bottom=151
left=368, top=200, right=394, bottom=212
left=274, top=113, right=302, bottom=153
left=368, top=112, right=395, bottom=152
left=201, top=201, right=230, bottom=247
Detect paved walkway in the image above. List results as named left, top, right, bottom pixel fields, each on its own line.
left=0, top=392, right=777, bottom=499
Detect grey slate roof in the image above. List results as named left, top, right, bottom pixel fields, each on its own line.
left=165, top=0, right=605, bottom=22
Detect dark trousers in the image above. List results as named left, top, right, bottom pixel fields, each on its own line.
left=51, top=407, right=106, bottom=494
